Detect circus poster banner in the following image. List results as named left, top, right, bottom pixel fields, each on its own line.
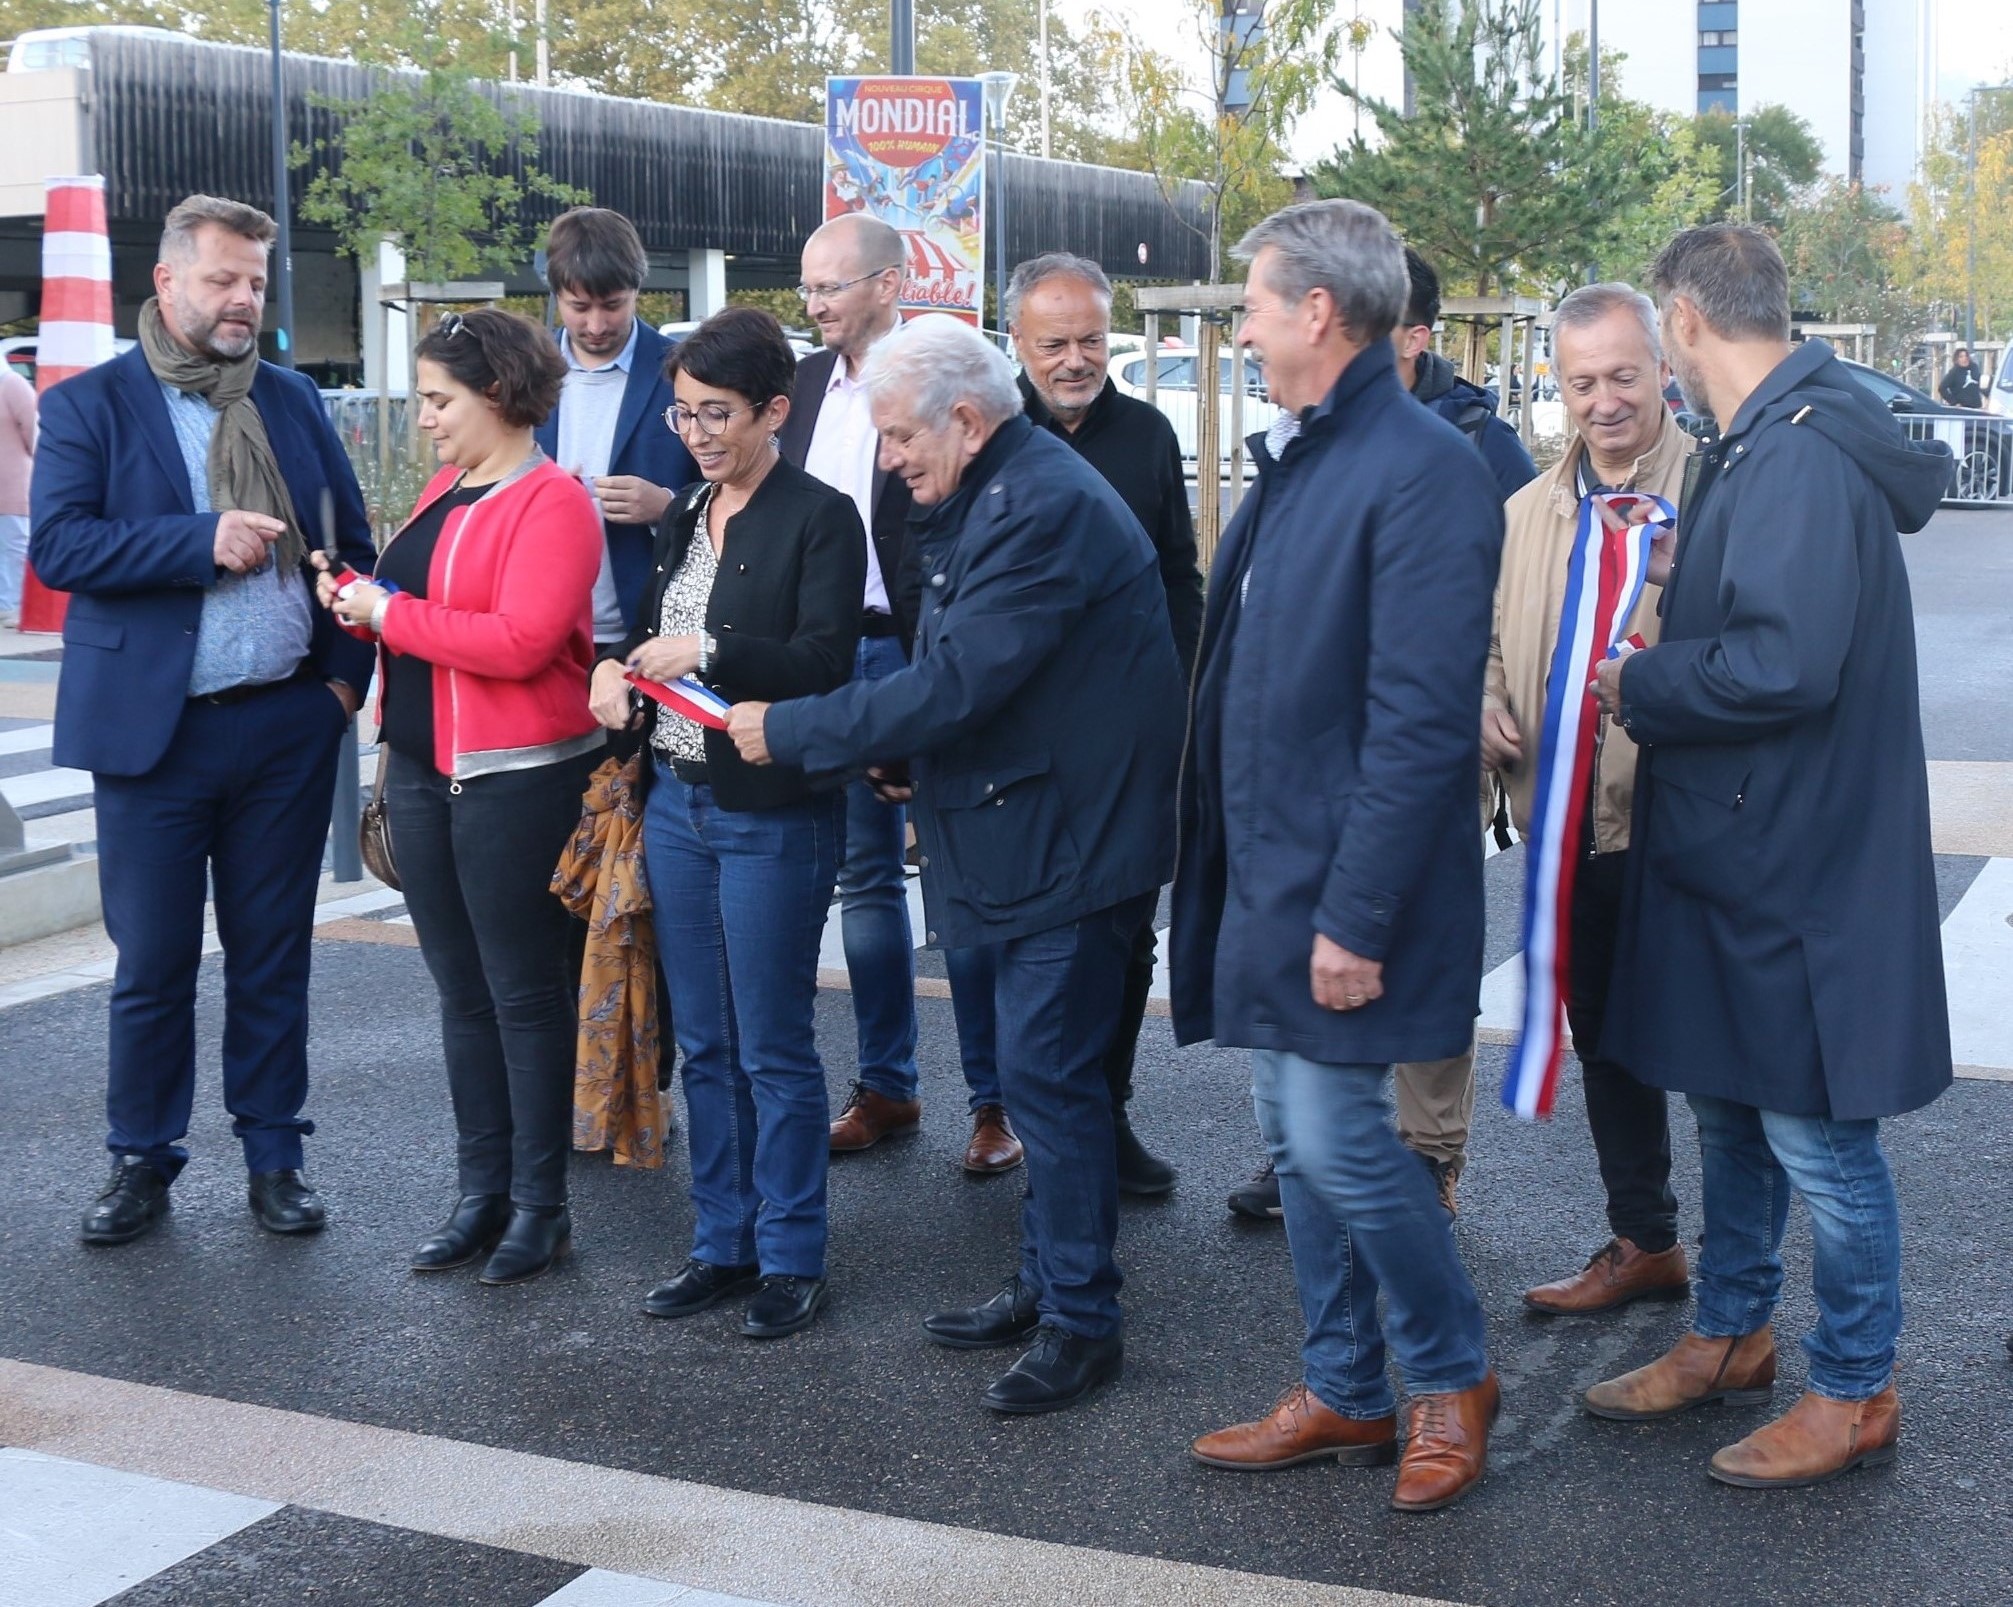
left=824, top=76, right=985, bottom=326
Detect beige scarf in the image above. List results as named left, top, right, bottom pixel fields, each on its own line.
left=138, top=297, right=305, bottom=573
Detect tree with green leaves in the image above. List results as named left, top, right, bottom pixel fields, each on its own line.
left=292, top=11, right=585, bottom=283
left=1313, top=0, right=1648, bottom=303
left=1693, top=105, right=1824, bottom=228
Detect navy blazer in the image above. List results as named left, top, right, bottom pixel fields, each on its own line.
left=1170, top=343, right=1505, bottom=1065
left=766, top=417, right=1186, bottom=948
left=534, top=321, right=697, bottom=634
left=29, top=346, right=378, bottom=778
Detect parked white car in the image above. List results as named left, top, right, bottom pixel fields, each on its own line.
left=1109, top=346, right=1285, bottom=474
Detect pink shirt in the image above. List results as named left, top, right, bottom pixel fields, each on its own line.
left=0, top=369, right=35, bottom=516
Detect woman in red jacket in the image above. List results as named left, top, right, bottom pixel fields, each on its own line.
left=318, top=307, right=603, bottom=1286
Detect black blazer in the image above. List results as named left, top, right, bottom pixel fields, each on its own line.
left=777, top=346, right=921, bottom=645
left=604, top=455, right=866, bottom=812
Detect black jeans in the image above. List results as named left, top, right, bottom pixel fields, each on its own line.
left=387, top=749, right=596, bottom=1210
left=1570, top=844, right=1679, bottom=1253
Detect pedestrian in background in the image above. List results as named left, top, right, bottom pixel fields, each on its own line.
left=1484, top=282, right=1694, bottom=1317
left=1938, top=346, right=1982, bottom=409
left=33, top=194, right=377, bottom=1246
left=726, top=314, right=1187, bottom=1416
left=0, top=362, right=35, bottom=628
left=1176, top=200, right=1503, bottom=1512
left=1588, top=224, right=1952, bottom=1490
left=593, top=307, right=863, bottom=1341
left=323, top=307, right=604, bottom=1287
left=777, top=214, right=935, bottom=1170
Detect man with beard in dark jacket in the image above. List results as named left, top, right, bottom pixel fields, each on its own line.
left=1587, top=224, right=1952, bottom=1492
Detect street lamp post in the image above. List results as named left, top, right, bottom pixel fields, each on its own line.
left=1966, top=84, right=2013, bottom=348
left=267, top=0, right=294, bottom=371
left=891, top=0, right=914, bottom=74
left=980, top=70, right=1019, bottom=350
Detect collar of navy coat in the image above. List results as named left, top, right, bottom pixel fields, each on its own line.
left=908, top=412, right=1034, bottom=539
left=1246, top=338, right=1401, bottom=470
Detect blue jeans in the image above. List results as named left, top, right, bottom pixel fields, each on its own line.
left=1251, top=1050, right=1490, bottom=1417
left=981, top=893, right=1153, bottom=1338
left=1687, top=1093, right=1902, bottom=1401
left=942, top=944, right=1006, bottom=1111
left=839, top=634, right=920, bottom=1101
left=643, top=764, right=841, bottom=1278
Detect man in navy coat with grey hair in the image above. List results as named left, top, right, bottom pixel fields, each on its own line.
left=1172, top=199, right=1504, bottom=1513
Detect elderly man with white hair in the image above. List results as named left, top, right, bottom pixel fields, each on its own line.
left=725, top=313, right=1186, bottom=1417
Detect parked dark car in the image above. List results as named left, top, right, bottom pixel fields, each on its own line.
left=1677, top=358, right=2011, bottom=505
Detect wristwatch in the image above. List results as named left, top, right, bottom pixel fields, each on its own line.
left=699, top=633, right=717, bottom=675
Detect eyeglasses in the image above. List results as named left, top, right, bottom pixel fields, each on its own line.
left=795, top=265, right=900, bottom=303
left=664, top=401, right=763, bottom=437
left=435, top=312, right=469, bottom=339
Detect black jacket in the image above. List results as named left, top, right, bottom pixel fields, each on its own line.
left=765, top=416, right=1186, bottom=947
left=1410, top=349, right=1539, bottom=501
left=603, top=456, right=865, bottom=812
left=1938, top=362, right=1982, bottom=408
left=1018, top=373, right=1205, bottom=673
left=778, top=345, right=921, bottom=646
left=1606, top=340, right=1953, bottom=1120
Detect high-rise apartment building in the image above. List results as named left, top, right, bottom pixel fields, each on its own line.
left=1564, top=0, right=1935, bottom=198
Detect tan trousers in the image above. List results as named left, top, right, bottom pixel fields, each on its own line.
left=1394, top=1038, right=1477, bottom=1174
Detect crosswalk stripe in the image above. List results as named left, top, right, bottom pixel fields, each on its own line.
left=0, top=1447, right=280, bottom=1607
left=0, top=721, right=55, bottom=756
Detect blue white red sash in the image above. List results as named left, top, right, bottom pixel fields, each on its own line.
left=625, top=671, right=732, bottom=731
left=1502, top=488, right=1675, bottom=1120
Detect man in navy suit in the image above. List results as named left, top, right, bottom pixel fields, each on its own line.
left=30, top=194, right=377, bottom=1246
left=533, top=207, right=696, bottom=649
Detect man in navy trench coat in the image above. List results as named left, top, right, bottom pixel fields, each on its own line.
left=1585, top=224, right=1952, bottom=1492
left=1171, top=201, right=1505, bottom=1514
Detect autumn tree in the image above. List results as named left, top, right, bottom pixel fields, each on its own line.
left=1778, top=179, right=1923, bottom=366
left=1111, top=0, right=1338, bottom=279
left=1907, top=96, right=2013, bottom=343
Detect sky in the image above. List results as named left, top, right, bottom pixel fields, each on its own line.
left=1054, top=0, right=2013, bottom=169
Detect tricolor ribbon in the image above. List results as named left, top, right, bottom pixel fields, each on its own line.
left=1502, top=490, right=1675, bottom=1120
left=625, top=671, right=732, bottom=731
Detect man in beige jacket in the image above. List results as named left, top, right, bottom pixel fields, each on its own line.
left=1478, top=281, right=1697, bottom=1313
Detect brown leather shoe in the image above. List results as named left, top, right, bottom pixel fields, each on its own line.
left=1391, top=1371, right=1499, bottom=1512
left=828, top=1083, right=921, bottom=1152
left=1583, top=1328, right=1776, bottom=1421
left=1190, top=1382, right=1397, bottom=1471
left=962, top=1105, right=1024, bottom=1174
left=1523, top=1236, right=1691, bottom=1315
left=1708, top=1386, right=1900, bottom=1488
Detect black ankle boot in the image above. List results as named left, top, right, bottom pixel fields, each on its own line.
left=411, top=1194, right=511, bottom=1272
left=478, top=1203, right=570, bottom=1286
left=1113, top=1113, right=1177, bottom=1197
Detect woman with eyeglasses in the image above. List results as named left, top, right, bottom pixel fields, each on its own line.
left=589, top=307, right=864, bottom=1338
left=317, top=306, right=604, bottom=1286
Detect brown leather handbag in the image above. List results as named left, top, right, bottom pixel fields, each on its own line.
left=359, top=751, right=400, bottom=889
